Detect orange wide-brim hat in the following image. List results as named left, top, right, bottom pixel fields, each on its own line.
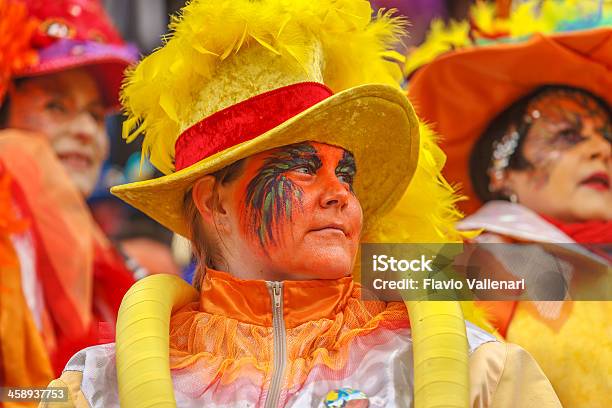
left=408, top=27, right=612, bottom=215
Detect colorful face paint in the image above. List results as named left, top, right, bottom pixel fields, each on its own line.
left=335, top=150, right=357, bottom=192
left=221, top=141, right=362, bottom=280
left=522, top=89, right=610, bottom=190
left=242, top=142, right=358, bottom=248
left=528, top=91, right=605, bottom=149
left=244, top=143, right=321, bottom=247
left=503, top=88, right=612, bottom=222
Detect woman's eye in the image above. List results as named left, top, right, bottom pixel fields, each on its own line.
left=556, top=128, right=585, bottom=145
left=90, top=110, right=106, bottom=125
left=293, top=166, right=313, bottom=175
left=45, top=100, right=68, bottom=114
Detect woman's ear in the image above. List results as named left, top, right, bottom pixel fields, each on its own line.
left=192, top=176, right=218, bottom=224
left=192, top=176, right=230, bottom=229
left=488, top=169, right=508, bottom=194
left=490, top=169, right=524, bottom=201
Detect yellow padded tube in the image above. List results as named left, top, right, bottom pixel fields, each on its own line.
left=116, top=274, right=198, bottom=408
left=406, top=300, right=469, bottom=408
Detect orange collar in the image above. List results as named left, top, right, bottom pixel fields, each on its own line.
left=200, top=269, right=356, bottom=328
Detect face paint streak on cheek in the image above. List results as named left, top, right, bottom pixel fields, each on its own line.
left=528, top=168, right=551, bottom=191
left=275, top=183, right=304, bottom=248
left=527, top=151, right=560, bottom=191
left=246, top=172, right=303, bottom=252
left=243, top=144, right=319, bottom=252
left=266, top=176, right=292, bottom=248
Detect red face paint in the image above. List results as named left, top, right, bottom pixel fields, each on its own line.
left=229, top=142, right=362, bottom=280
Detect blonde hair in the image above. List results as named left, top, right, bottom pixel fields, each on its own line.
left=183, top=159, right=245, bottom=289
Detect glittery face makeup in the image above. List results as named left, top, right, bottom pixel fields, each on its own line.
left=222, top=141, right=362, bottom=280
left=521, top=90, right=611, bottom=190
left=503, top=88, right=612, bottom=222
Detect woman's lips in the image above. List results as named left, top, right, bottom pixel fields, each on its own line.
left=57, top=152, right=93, bottom=171
left=310, top=223, right=348, bottom=237
left=580, top=171, right=610, bottom=191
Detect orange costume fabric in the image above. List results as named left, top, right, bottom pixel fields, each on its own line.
left=45, top=268, right=561, bottom=407
left=168, top=269, right=410, bottom=402
left=0, top=131, right=134, bottom=403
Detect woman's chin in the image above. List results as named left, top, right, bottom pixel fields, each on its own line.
left=284, top=252, right=355, bottom=280
left=264, top=238, right=355, bottom=278
left=578, top=208, right=612, bottom=222
left=68, top=170, right=99, bottom=198
left=567, top=199, right=612, bottom=222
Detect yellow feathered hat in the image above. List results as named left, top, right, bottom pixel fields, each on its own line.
left=112, top=0, right=465, bottom=244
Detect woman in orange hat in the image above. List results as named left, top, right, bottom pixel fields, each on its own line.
left=407, top=1, right=611, bottom=406
left=40, top=1, right=560, bottom=407
left=0, top=0, right=137, bottom=395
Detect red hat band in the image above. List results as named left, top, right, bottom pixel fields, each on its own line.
left=174, top=82, right=333, bottom=171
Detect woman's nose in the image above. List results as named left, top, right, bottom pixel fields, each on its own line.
left=319, top=176, right=350, bottom=209
left=71, top=111, right=102, bottom=145
left=586, top=133, right=611, bottom=162
left=74, top=131, right=94, bottom=145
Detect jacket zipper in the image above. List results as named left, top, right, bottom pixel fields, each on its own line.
left=264, top=281, right=287, bottom=408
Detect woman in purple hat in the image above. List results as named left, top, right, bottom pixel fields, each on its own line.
left=0, top=0, right=138, bottom=394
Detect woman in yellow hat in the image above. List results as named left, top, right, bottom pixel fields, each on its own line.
left=42, top=0, right=560, bottom=407
left=407, top=1, right=611, bottom=407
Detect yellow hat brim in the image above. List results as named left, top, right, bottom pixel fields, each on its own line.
left=111, top=84, right=420, bottom=237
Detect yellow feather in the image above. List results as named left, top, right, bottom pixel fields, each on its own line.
left=404, top=18, right=470, bottom=77
left=122, top=0, right=407, bottom=175
left=250, top=33, right=282, bottom=55
left=405, top=0, right=611, bottom=77
left=236, top=24, right=248, bottom=53
left=192, top=42, right=219, bottom=56
left=159, top=92, right=178, bottom=122
left=363, top=122, right=468, bottom=245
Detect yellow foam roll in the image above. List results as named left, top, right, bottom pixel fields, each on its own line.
left=406, top=300, right=469, bottom=408
left=116, top=275, right=198, bottom=408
